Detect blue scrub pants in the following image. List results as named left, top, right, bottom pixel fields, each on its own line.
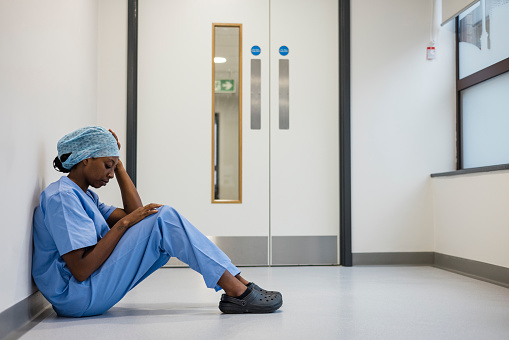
left=61, top=205, right=240, bottom=317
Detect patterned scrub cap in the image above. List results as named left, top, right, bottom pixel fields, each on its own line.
left=57, top=126, right=120, bottom=170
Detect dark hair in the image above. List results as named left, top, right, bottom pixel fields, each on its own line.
left=53, top=153, right=72, bottom=173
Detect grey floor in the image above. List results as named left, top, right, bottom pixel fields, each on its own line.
left=18, top=266, right=509, bottom=340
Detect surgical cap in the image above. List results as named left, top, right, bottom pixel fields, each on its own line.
left=57, top=126, right=120, bottom=170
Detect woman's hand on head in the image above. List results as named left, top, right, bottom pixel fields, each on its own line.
left=117, top=203, right=163, bottom=230
left=108, top=129, right=124, bottom=172
left=114, top=158, right=124, bottom=173
left=109, top=129, right=121, bottom=150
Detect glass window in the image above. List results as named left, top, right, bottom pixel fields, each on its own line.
left=458, top=0, right=509, bottom=169
left=459, top=0, right=509, bottom=78
left=462, top=71, right=509, bottom=168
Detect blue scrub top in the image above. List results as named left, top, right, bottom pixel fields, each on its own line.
left=32, top=176, right=116, bottom=311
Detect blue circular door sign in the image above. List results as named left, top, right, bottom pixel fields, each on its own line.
left=251, top=45, right=261, bottom=56
left=279, top=46, right=289, bottom=56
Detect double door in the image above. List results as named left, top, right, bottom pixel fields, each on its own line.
left=137, top=0, right=339, bottom=265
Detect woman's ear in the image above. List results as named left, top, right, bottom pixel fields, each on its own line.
left=82, top=159, right=89, bottom=166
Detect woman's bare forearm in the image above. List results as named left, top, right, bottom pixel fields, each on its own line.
left=115, top=160, right=143, bottom=213
left=62, top=220, right=129, bottom=282
left=62, top=204, right=162, bottom=282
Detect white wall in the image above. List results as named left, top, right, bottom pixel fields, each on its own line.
left=433, top=172, right=509, bottom=268
left=351, top=0, right=456, bottom=253
left=0, top=0, right=99, bottom=313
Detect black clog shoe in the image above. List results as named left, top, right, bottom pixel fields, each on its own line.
left=219, top=288, right=283, bottom=314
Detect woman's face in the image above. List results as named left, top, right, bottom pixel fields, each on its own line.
left=84, top=156, right=119, bottom=188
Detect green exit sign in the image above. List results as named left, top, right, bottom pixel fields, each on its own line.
left=215, top=79, right=235, bottom=93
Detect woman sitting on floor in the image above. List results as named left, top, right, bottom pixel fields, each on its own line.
left=32, top=126, right=282, bottom=317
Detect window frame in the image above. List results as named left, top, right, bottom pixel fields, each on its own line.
left=456, top=14, right=509, bottom=170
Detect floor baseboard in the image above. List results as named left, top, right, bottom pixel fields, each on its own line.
left=0, top=291, right=51, bottom=340
left=434, top=252, right=509, bottom=289
left=352, top=251, right=509, bottom=289
left=352, top=252, right=435, bottom=265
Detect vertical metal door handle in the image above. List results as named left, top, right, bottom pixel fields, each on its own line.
left=279, top=59, right=289, bottom=130
left=251, top=59, right=261, bottom=130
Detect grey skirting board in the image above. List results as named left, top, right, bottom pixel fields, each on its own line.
left=352, top=252, right=435, bottom=265
left=353, top=252, right=509, bottom=288
left=0, top=290, right=51, bottom=340
left=434, top=252, right=509, bottom=288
